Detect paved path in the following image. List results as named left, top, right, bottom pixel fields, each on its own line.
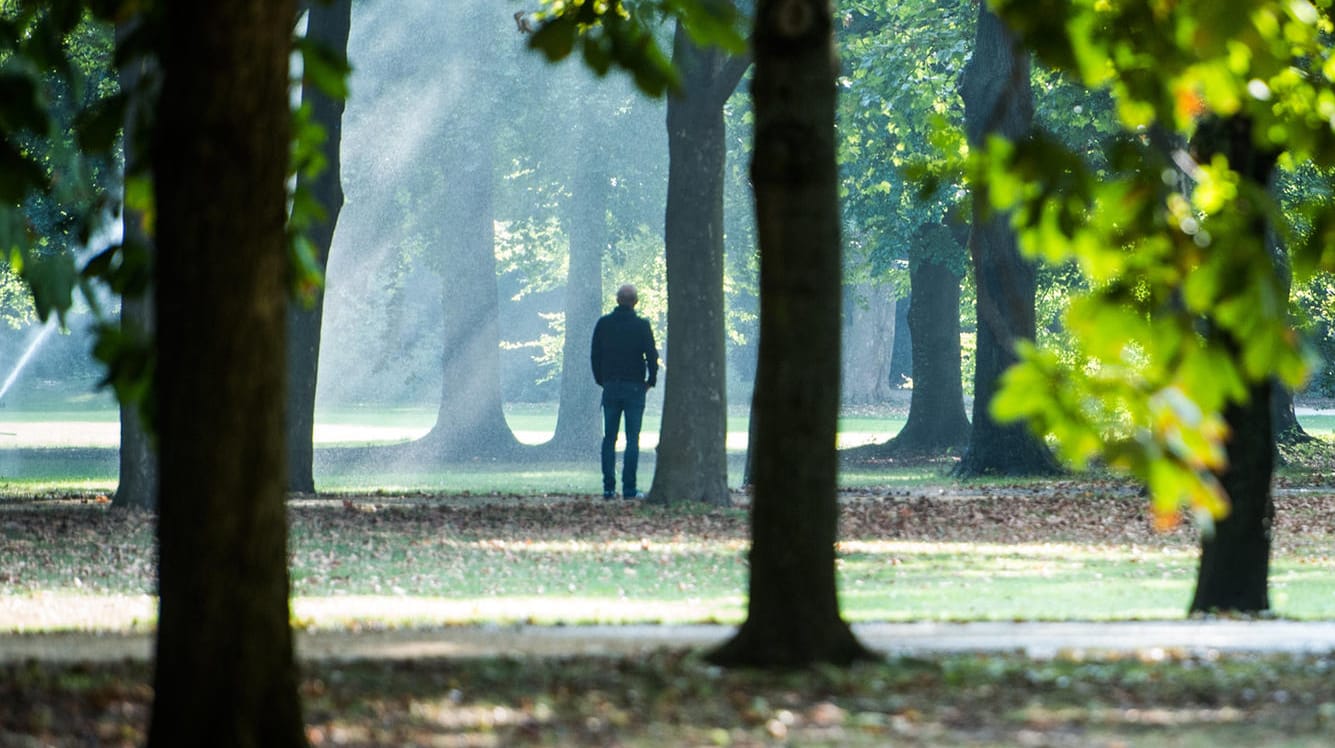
left=4, top=620, right=1335, bottom=664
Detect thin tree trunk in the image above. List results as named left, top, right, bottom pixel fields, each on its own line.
left=708, top=0, right=874, bottom=668
left=286, top=0, right=351, bottom=493
left=956, top=4, right=1057, bottom=477
left=112, top=19, right=156, bottom=512
left=647, top=22, right=747, bottom=506
left=148, top=1, right=305, bottom=745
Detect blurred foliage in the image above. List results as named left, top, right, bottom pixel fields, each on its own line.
left=979, top=0, right=1335, bottom=527
left=524, top=0, right=746, bottom=97
left=0, top=1, right=351, bottom=417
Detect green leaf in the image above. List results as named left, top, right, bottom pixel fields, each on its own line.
left=73, top=91, right=127, bottom=154
left=0, top=72, right=46, bottom=133
left=0, top=138, right=45, bottom=202
left=296, top=35, right=352, bottom=101
left=529, top=16, right=579, bottom=62
left=19, top=251, right=76, bottom=324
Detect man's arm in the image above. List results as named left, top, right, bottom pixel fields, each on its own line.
left=590, top=319, right=604, bottom=386
left=644, top=320, right=659, bottom=388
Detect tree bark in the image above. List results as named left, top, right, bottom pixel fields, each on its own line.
left=1272, top=385, right=1313, bottom=447
left=956, top=4, right=1057, bottom=477
left=1191, top=380, right=1274, bottom=613
left=420, top=11, right=519, bottom=461
left=286, top=0, right=351, bottom=493
left=422, top=113, right=521, bottom=460
left=844, top=219, right=971, bottom=460
left=647, top=22, right=748, bottom=506
left=148, top=2, right=306, bottom=745
left=840, top=282, right=895, bottom=404
left=708, top=0, right=874, bottom=668
left=1189, top=114, right=1279, bottom=614
left=888, top=293, right=912, bottom=386
left=112, top=19, right=156, bottom=512
left=544, top=118, right=607, bottom=457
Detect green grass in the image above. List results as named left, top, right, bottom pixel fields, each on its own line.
left=4, top=495, right=1335, bottom=633
left=1296, top=413, right=1335, bottom=437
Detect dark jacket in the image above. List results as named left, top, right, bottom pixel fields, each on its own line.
left=591, top=305, right=658, bottom=387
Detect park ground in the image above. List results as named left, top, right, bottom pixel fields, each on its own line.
left=3, top=482, right=1335, bottom=745
left=2, top=398, right=1335, bottom=745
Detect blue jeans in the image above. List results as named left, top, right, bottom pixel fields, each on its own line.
left=601, top=380, right=646, bottom=495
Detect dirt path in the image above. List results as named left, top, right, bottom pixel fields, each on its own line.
left=5, top=620, right=1335, bottom=663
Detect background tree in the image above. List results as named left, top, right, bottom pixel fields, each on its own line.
left=894, top=221, right=972, bottom=452
left=286, top=0, right=352, bottom=493
left=112, top=18, right=157, bottom=511
left=955, top=3, right=1057, bottom=476
left=419, top=5, right=521, bottom=460
left=836, top=0, right=973, bottom=457
left=708, top=0, right=873, bottom=667
left=148, top=0, right=306, bottom=744
left=542, top=111, right=608, bottom=456
left=648, top=19, right=749, bottom=506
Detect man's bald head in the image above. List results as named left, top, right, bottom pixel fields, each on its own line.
left=616, top=284, right=638, bottom=308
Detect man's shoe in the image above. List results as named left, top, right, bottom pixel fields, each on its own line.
left=624, top=491, right=646, bottom=500
left=603, top=491, right=617, bottom=500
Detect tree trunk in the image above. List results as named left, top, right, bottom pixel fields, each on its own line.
left=843, top=217, right=971, bottom=461
left=1266, top=200, right=1313, bottom=448
left=1191, top=380, right=1274, bottom=613
left=888, top=293, right=912, bottom=386
left=422, top=113, right=520, bottom=460
left=708, top=0, right=874, bottom=668
left=148, top=2, right=306, bottom=745
left=840, top=283, right=895, bottom=404
left=112, top=19, right=156, bottom=512
left=1272, top=385, right=1313, bottom=446
left=956, top=4, right=1057, bottom=477
left=114, top=295, right=156, bottom=510
left=544, top=118, right=606, bottom=457
left=286, top=0, right=351, bottom=493
left=419, top=9, right=518, bottom=462
left=1188, top=114, right=1279, bottom=614
left=647, top=22, right=747, bottom=506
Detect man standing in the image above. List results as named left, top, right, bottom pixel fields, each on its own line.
left=591, top=284, right=659, bottom=499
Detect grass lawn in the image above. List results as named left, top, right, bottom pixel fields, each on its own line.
left=3, top=489, right=1333, bottom=632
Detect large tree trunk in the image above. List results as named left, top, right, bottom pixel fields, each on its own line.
left=1191, top=380, right=1274, bottom=613
left=841, top=283, right=896, bottom=404
left=1189, top=114, right=1279, bottom=614
left=1272, top=385, right=1313, bottom=447
left=422, top=115, right=520, bottom=460
left=708, top=0, right=873, bottom=668
left=844, top=220, right=971, bottom=460
left=421, top=9, right=519, bottom=461
left=286, top=0, right=351, bottom=493
left=1267, top=205, right=1314, bottom=448
left=544, top=118, right=606, bottom=457
left=956, top=4, right=1057, bottom=477
left=148, top=2, right=306, bottom=746
left=647, top=22, right=748, bottom=506
left=111, top=19, right=156, bottom=512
